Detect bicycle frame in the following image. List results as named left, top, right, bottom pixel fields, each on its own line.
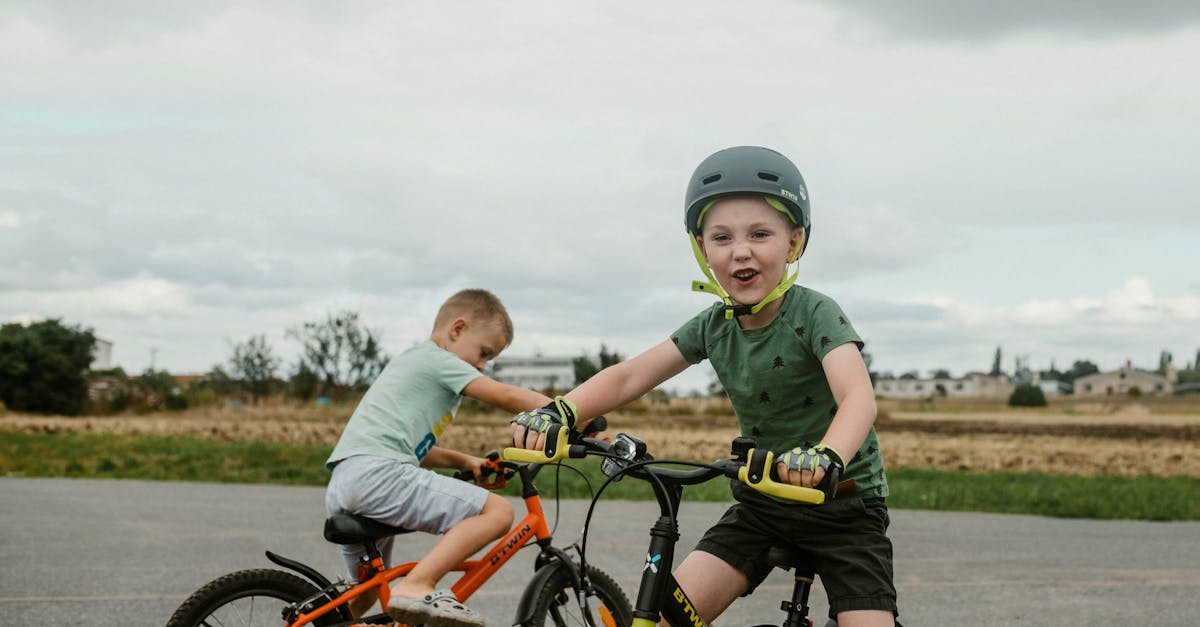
left=544, top=435, right=829, bottom=627
left=287, top=464, right=559, bottom=627
left=627, top=462, right=713, bottom=627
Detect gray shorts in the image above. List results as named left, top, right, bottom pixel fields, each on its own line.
left=324, top=455, right=489, bottom=580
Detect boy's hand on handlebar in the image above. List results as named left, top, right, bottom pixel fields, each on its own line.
left=776, top=444, right=844, bottom=498
left=510, top=396, right=577, bottom=452
left=455, top=451, right=511, bottom=489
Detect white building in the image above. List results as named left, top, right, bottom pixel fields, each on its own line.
left=1074, top=361, right=1173, bottom=396
left=492, top=355, right=576, bottom=392
left=92, top=337, right=113, bottom=370
left=873, top=372, right=1013, bottom=399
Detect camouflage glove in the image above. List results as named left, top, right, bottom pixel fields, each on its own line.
left=778, top=443, right=845, bottom=499
left=511, top=396, right=578, bottom=457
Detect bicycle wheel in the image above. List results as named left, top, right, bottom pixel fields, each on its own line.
left=522, top=564, right=633, bottom=627
left=167, top=568, right=342, bottom=627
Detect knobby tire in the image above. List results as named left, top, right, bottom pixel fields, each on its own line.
left=167, top=568, right=342, bottom=627
left=522, top=564, right=633, bottom=627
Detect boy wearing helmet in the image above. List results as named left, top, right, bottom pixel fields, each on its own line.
left=512, top=147, right=897, bottom=625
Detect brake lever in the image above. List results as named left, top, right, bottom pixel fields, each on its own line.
left=453, top=451, right=514, bottom=488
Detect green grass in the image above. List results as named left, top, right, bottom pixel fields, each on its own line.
left=0, top=431, right=332, bottom=485
left=884, top=468, right=1199, bottom=522
left=3, top=431, right=1197, bottom=521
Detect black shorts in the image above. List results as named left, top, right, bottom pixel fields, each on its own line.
left=694, top=482, right=898, bottom=617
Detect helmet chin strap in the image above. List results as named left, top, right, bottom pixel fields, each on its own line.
left=690, top=230, right=806, bottom=320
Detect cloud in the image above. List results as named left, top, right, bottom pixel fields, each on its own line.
left=858, top=277, right=1200, bottom=376
left=4, top=275, right=192, bottom=317
left=1, top=2, right=1197, bottom=389
left=822, top=1, right=1200, bottom=41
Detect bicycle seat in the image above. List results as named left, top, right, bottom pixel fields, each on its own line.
left=323, top=513, right=415, bottom=545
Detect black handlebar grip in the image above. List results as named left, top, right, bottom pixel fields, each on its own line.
left=584, top=416, right=608, bottom=436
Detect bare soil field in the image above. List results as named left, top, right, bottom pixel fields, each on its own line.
left=4, top=398, right=1198, bottom=478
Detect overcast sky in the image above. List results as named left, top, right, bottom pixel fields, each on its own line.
left=2, top=1, right=1198, bottom=394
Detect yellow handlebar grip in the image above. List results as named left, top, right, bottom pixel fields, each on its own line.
left=501, top=447, right=558, bottom=464
left=738, top=449, right=826, bottom=505
left=502, top=426, right=572, bottom=464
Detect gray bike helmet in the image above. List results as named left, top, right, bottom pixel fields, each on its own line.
left=684, top=146, right=812, bottom=319
left=684, top=145, right=811, bottom=255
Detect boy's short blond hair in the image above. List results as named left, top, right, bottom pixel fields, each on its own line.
left=433, top=289, right=514, bottom=344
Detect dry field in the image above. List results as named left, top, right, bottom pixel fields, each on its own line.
left=4, top=397, right=1199, bottom=478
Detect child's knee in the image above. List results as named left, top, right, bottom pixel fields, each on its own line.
left=481, top=493, right=514, bottom=532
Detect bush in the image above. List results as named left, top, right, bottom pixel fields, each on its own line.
left=133, top=369, right=188, bottom=412
left=0, top=319, right=95, bottom=415
left=1008, top=383, right=1047, bottom=407
left=85, top=368, right=131, bottom=414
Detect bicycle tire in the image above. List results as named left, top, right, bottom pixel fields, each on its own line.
left=521, top=563, right=633, bottom=627
left=167, top=568, right=342, bottom=627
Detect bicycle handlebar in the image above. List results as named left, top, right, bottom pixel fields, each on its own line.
left=451, top=450, right=517, bottom=488
left=502, top=415, right=609, bottom=464
left=503, top=434, right=828, bottom=505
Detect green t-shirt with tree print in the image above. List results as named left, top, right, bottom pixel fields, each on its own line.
left=671, top=285, right=888, bottom=499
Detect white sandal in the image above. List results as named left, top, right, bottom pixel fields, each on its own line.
left=386, top=589, right=485, bottom=627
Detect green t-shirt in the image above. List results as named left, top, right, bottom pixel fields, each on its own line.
left=326, top=340, right=482, bottom=469
left=671, top=285, right=888, bottom=498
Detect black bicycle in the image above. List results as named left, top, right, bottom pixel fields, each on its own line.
left=505, top=433, right=843, bottom=627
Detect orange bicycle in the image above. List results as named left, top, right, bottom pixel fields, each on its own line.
left=167, top=421, right=633, bottom=627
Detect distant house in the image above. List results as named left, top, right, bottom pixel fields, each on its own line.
left=873, top=372, right=1013, bottom=399
left=492, top=355, right=576, bottom=392
left=92, top=337, right=113, bottom=370
left=1073, top=361, right=1173, bottom=396
left=1036, top=379, right=1072, bottom=397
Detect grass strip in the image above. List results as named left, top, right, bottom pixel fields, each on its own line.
left=0, top=431, right=331, bottom=485
left=2, top=431, right=1196, bottom=521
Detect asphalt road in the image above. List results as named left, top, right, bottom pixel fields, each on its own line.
left=1, top=477, right=1198, bottom=626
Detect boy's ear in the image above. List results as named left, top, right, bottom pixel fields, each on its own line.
left=448, top=317, right=468, bottom=340
left=787, top=228, right=805, bottom=263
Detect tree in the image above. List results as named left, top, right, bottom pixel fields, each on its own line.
left=0, top=319, right=95, bottom=415
left=288, top=363, right=321, bottom=401
left=1063, top=359, right=1100, bottom=384
left=287, top=311, right=388, bottom=399
left=990, top=346, right=1003, bottom=376
left=1008, top=383, right=1047, bottom=407
left=86, top=367, right=132, bottom=413
left=1158, top=350, right=1173, bottom=374
left=134, top=368, right=188, bottom=411
left=862, top=349, right=881, bottom=385
left=930, top=368, right=951, bottom=379
left=201, top=365, right=238, bottom=397
left=707, top=371, right=726, bottom=398
left=573, top=343, right=624, bottom=385
left=227, top=334, right=280, bottom=404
